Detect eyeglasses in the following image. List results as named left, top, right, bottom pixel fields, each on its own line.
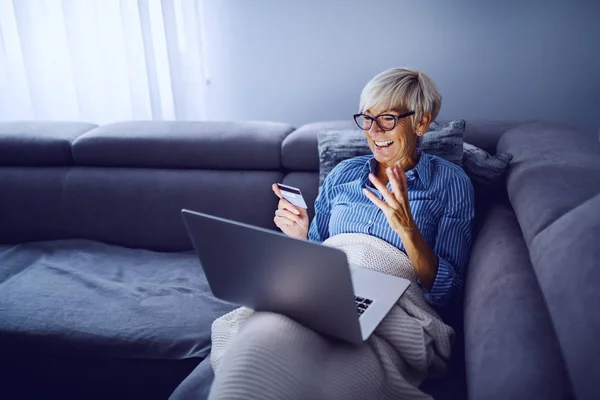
left=353, top=111, right=415, bottom=131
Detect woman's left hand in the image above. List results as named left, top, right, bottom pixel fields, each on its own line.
left=363, top=161, right=416, bottom=238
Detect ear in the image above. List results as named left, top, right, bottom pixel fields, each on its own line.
left=415, top=113, right=432, bottom=136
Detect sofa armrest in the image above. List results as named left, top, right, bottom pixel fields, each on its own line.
left=497, top=121, right=600, bottom=246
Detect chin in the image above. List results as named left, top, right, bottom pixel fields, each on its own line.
left=376, top=155, right=396, bottom=166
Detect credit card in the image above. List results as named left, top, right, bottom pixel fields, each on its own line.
left=276, top=183, right=308, bottom=209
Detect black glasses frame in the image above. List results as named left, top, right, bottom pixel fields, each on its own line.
left=353, top=111, right=415, bottom=131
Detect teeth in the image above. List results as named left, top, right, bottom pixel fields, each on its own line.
left=375, top=141, right=393, bottom=147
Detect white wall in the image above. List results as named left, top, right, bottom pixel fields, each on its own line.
left=202, top=0, right=600, bottom=135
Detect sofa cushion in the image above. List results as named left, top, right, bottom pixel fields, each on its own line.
left=316, top=120, right=465, bottom=186
left=0, top=240, right=236, bottom=360
left=0, top=167, right=71, bottom=244
left=59, top=168, right=284, bottom=251
left=464, top=198, right=572, bottom=400
left=461, top=142, right=513, bottom=186
left=461, top=120, right=522, bottom=154
left=528, top=193, right=600, bottom=400
left=497, top=121, right=600, bottom=246
left=283, top=119, right=521, bottom=172
left=282, top=121, right=354, bottom=171
left=72, top=121, right=295, bottom=169
left=0, top=166, right=284, bottom=250
left=421, top=119, right=465, bottom=166
left=0, top=121, right=96, bottom=166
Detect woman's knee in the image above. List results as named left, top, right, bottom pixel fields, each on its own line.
left=242, top=312, right=299, bottom=335
left=234, top=311, right=326, bottom=350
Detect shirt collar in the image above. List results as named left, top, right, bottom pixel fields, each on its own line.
left=364, top=150, right=432, bottom=187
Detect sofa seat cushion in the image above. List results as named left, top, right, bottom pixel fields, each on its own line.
left=0, top=122, right=97, bottom=166
left=71, top=121, right=294, bottom=169
left=0, top=240, right=236, bottom=360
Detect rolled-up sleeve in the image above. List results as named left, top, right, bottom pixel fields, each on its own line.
left=424, top=173, right=475, bottom=307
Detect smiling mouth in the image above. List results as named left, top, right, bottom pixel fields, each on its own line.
left=375, top=140, right=394, bottom=148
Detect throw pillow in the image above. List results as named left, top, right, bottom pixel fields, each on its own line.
left=317, top=119, right=466, bottom=187
left=462, top=142, right=513, bottom=186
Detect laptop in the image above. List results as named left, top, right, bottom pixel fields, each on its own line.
left=181, top=209, right=410, bottom=345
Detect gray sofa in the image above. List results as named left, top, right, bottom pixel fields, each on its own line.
left=0, top=119, right=598, bottom=399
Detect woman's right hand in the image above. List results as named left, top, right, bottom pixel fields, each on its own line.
left=272, top=184, right=309, bottom=240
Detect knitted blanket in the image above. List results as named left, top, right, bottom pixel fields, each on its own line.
left=209, top=233, right=455, bottom=400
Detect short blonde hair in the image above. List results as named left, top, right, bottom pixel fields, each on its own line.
left=359, top=67, right=442, bottom=126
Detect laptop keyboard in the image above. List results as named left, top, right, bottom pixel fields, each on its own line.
left=355, top=296, right=373, bottom=317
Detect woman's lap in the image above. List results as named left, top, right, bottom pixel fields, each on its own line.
left=208, top=312, right=430, bottom=400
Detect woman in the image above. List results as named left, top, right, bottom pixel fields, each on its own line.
left=273, top=67, right=474, bottom=309
left=209, top=68, right=474, bottom=400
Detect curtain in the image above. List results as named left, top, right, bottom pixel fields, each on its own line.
left=0, top=0, right=207, bottom=124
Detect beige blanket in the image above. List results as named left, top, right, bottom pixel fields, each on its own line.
left=209, top=233, right=455, bottom=399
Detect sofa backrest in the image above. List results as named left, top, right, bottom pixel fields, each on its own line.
left=0, top=121, right=293, bottom=251
left=1, top=119, right=518, bottom=251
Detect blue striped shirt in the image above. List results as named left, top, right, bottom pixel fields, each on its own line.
left=308, top=152, right=475, bottom=308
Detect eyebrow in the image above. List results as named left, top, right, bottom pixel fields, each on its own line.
left=364, top=110, right=399, bottom=116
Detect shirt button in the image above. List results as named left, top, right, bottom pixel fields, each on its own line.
left=368, top=219, right=373, bottom=224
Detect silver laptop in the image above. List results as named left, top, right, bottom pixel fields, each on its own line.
left=181, top=209, right=410, bottom=345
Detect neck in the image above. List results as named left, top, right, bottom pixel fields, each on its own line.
left=378, top=148, right=419, bottom=174
left=397, top=149, right=419, bottom=171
